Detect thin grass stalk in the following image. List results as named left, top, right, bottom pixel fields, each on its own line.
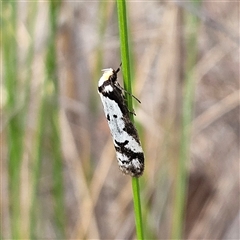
left=92, top=1, right=110, bottom=137
left=116, top=1, right=144, bottom=239
left=2, top=2, right=40, bottom=238
left=3, top=2, right=23, bottom=238
left=30, top=2, right=65, bottom=237
left=95, top=1, right=109, bottom=72
left=30, top=97, right=45, bottom=238
left=47, top=1, right=66, bottom=236
left=171, top=1, right=201, bottom=238
left=23, top=6, right=38, bottom=235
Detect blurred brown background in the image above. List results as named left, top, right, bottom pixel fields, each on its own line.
left=1, top=1, right=239, bottom=239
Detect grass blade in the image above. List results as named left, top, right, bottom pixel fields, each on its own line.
left=116, top=1, right=144, bottom=239
left=3, top=2, right=22, bottom=238
left=171, top=2, right=201, bottom=238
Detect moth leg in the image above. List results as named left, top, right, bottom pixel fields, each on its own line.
left=115, top=82, right=141, bottom=104
left=128, top=109, right=136, bottom=116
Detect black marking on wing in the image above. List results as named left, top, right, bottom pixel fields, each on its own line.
left=104, top=89, right=141, bottom=144
left=122, top=119, right=140, bottom=144
left=98, top=85, right=103, bottom=93
left=115, top=142, right=144, bottom=177
left=121, top=161, right=144, bottom=177
left=113, top=114, right=117, bottom=118
left=114, top=139, right=142, bottom=158
left=115, top=145, right=144, bottom=163
left=114, top=140, right=129, bottom=147
left=107, top=114, right=110, bottom=121
left=100, top=82, right=140, bottom=143
left=98, top=70, right=138, bottom=119
left=104, top=89, right=129, bottom=116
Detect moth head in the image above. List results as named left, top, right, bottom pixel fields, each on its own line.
left=101, top=68, right=114, bottom=80
left=98, top=68, right=116, bottom=87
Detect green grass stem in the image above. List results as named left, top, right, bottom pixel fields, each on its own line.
left=116, top=1, right=144, bottom=239
left=30, top=92, right=45, bottom=239
left=30, top=2, right=65, bottom=237
left=3, top=2, right=22, bottom=238
left=116, top=0, right=133, bottom=115
left=47, top=2, right=66, bottom=237
left=171, top=1, right=201, bottom=238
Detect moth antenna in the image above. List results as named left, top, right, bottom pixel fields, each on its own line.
left=114, top=62, right=141, bottom=104
left=116, top=82, right=141, bottom=104
left=115, top=62, right=122, bottom=74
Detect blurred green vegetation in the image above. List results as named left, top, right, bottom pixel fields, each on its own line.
left=3, top=1, right=65, bottom=238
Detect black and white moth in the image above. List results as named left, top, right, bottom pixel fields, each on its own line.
left=98, top=66, right=144, bottom=177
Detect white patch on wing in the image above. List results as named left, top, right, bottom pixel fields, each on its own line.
left=116, top=152, right=129, bottom=163
left=116, top=152, right=131, bottom=173
left=132, top=159, right=142, bottom=169
left=104, top=85, right=113, bottom=93
left=117, top=152, right=142, bottom=176
left=100, top=95, right=143, bottom=153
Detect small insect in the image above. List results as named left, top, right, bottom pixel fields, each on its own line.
left=98, top=65, right=144, bottom=177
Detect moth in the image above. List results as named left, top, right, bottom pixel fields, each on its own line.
left=98, top=65, right=144, bottom=177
